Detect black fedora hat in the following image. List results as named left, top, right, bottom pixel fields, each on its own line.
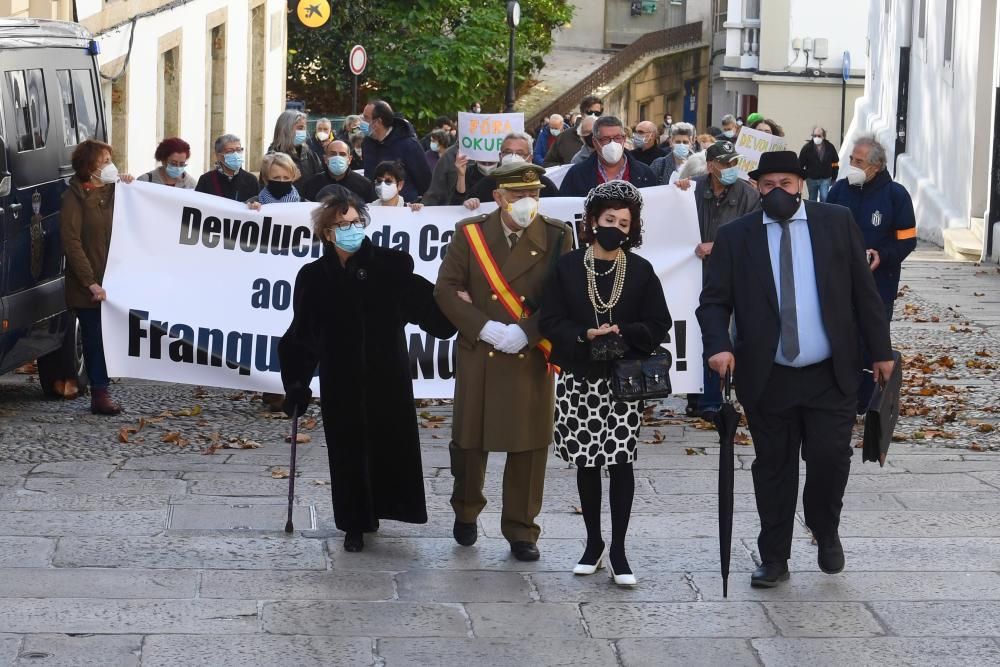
left=748, top=150, right=805, bottom=181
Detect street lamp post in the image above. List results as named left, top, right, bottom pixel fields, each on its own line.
left=504, top=1, right=520, bottom=113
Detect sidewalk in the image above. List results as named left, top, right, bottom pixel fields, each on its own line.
left=0, top=246, right=997, bottom=666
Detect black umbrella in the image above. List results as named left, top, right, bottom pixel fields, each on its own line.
left=714, top=370, right=739, bottom=598
left=284, top=407, right=300, bottom=534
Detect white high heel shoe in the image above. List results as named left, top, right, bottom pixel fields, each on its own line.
left=573, top=547, right=607, bottom=575
left=608, top=557, right=637, bottom=586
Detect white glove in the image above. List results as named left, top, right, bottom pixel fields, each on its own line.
left=496, top=324, right=528, bottom=354
left=479, top=320, right=507, bottom=346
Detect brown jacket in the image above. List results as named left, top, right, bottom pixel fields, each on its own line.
left=60, top=179, right=115, bottom=309
left=435, top=209, right=573, bottom=452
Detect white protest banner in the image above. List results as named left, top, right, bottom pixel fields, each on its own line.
left=734, top=126, right=788, bottom=180
left=102, top=182, right=703, bottom=398
left=544, top=163, right=572, bottom=189
left=457, top=112, right=524, bottom=161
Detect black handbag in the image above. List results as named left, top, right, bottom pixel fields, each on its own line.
left=589, top=331, right=627, bottom=361
left=610, top=350, right=673, bottom=401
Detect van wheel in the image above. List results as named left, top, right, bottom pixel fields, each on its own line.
left=37, top=315, right=88, bottom=397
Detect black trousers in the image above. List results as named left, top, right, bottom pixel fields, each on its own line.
left=743, top=360, right=855, bottom=564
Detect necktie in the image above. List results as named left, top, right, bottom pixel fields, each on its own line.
left=779, top=221, right=800, bottom=361
left=508, top=232, right=519, bottom=248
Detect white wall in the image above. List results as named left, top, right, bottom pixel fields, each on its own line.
left=846, top=0, right=998, bottom=247
left=787, top=0, right=868, bottom=75
left=94, top=0, right=286, bottom=175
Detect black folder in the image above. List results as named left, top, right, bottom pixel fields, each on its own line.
left=862, top=350, right=903, bottom=467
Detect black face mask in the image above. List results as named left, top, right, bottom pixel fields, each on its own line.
left=268, top=180, right=293, bottom=199
left=594, top=226, right=628, bottom=251
left=760, top=186, right=801, bottom=221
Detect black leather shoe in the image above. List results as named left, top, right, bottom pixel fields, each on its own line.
left=344, top=531, right=364, bottom=552
left=817, top=532, right=845, bottom=574
left=453, top=520, right=478, bottom=546
left=510, top=541, right=540, bottom=562
left=750, top=562, right=790, bottom=588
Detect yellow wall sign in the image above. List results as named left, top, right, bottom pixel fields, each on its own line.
left=297, top=0, right=331, bottom=28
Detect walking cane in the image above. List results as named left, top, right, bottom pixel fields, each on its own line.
left=284, top=406, right=299, bottom=533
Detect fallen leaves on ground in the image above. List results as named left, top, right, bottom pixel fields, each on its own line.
left=161, top=431, right=190, bottom=447
left=300, top=417, right=319, bottom=430
left=685, top=448, right=705, bottom=456
left=193, top=386, right=210, bottom=398
left=734, top=432, right=752, bottom=446
left=175, top=405, right=203, bottom=417
left=313, top=479, right=330, bottom=486
left=271, top=468, right=290, bottom=479
left=286, top=433, right=312, bottom=444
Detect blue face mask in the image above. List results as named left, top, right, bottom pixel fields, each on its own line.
left=334, top=225, right=366, bottom=252
left=672, top=143, right=690, bottom=159
left=360, top=121, right=371, bottom=136
left=294, top=129, right=308, bottom=146
left=165, top=164, right=185, bottom=179
left=223, top=152, right=243, bottom=171
left=328, top=156, right=349, bottom=176
left=719, top=166, right=740, bottom=185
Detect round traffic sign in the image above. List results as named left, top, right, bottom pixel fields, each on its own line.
left=296, top=0, right=330, bottom=29
left=350, top=45, right=367, bottom=76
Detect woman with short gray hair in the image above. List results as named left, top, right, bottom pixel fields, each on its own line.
left=268, top=110, right=323, bottom=186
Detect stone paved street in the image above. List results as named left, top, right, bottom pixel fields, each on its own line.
left=0, top=246, right=998, bottom=666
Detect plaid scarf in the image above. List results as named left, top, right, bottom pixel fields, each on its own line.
left=257, top=185, right=301, bottom=204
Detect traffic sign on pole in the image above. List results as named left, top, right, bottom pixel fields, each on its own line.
left=350, top=45, right=368, bottom=76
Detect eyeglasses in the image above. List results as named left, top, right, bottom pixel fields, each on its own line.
left=166, top=161, right=188, bottom=168
left=500, top=150, right=531, bottom=159
left=812, top=135, right=824, bottom=139
left=595, top=135, right=626, bottom=146
left=335, top=218, right=367, bottom=231
left=222, top=148, right=244, bottom=155
left=586, top=110, right=602, bottom=117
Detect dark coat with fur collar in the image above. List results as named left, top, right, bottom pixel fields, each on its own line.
left=279, top=239, right=456, bottom=532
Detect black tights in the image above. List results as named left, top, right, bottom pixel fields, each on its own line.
left=577, top=462, right=635, bottom=573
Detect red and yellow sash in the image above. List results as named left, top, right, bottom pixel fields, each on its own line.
left=463, top=223, right=553, bottom=362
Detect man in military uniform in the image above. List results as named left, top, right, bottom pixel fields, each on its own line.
left=435, top=162, right=574, bottom=561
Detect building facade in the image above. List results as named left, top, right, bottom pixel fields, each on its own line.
left=549, top=0, right=712, bottom=129
left=846, top=0, right=999, bottom=260
left=2, top=0, right=288, bottom=175
left=714, top=0, right=867, bottom=147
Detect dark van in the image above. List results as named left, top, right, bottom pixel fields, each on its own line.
left=0, top=18, right=106, bottom=393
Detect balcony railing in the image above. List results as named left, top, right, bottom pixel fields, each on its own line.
left=526, top=21, right=704, bottom=130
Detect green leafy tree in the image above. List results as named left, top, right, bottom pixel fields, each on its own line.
left=287, top=0, right=574, bottom=131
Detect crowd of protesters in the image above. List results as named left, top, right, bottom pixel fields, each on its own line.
left=57, top=93, right=912, bottom=590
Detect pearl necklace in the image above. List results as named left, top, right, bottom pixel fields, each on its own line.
left=585, top=245, right=627, bottom=317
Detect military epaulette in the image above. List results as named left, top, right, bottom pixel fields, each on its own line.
left=455, top=214, right=490, bottom=228
left=540, top=214, right=572, bottom=231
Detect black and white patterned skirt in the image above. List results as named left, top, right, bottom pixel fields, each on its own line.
left=552, top=372, right=642, bottom=468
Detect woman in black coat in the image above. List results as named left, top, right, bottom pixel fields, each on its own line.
left=540, top=181, right=671, bottom=586
left=279, top=191, right=456, bottom=552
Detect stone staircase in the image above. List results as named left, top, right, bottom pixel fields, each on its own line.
left=942, top=217, right=985, bottom=262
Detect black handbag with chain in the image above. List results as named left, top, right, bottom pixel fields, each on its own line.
left=609, top=349, right=673, bottom=401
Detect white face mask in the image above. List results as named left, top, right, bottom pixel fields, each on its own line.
left=505, top=196, right=538, bottom=229
left=813, top=136, right=823, bottom=145
left=376, top=182, right=398, bottom=201
left=316, top=131, right=330, bottom=142
left=96, top=163, right=119, bottom=184
left=843, top=164, right=867, bottom=186
left=600, top=141, right=624, bottom=164
left=500, top=153, right=527, bottom=166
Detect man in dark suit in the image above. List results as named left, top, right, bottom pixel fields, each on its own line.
left=697, top=151, right=896, bottom=588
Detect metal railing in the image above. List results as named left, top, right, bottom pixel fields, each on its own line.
left=526, top=21, right=704, bottom=129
